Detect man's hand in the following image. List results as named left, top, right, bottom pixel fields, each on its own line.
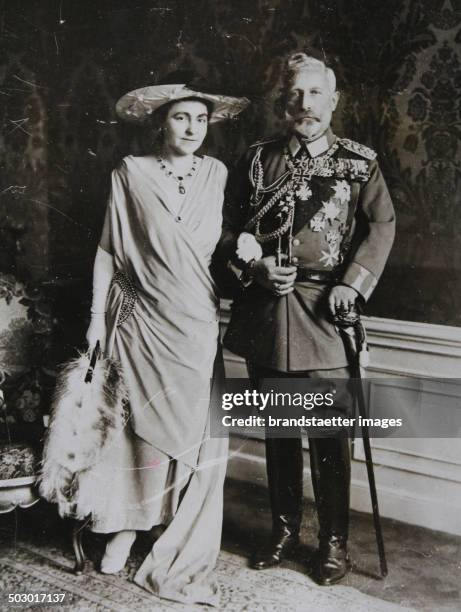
left=328, top=285, right=359, bottom=315
left=252, top=256, right=297, bottom=296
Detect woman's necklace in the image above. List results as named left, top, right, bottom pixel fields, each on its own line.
left=157, top=156, right=199, bottom=194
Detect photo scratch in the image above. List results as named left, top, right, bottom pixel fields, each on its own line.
left=7, top=118, right=32, bottom=136
left=28, top=199, right=90, bottom=231
left=0, top=185, right=27, bottom=196
left=12, top=75, right=48, bottom=90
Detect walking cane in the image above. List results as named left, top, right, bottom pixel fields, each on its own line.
left=333, top=305, right=388, bottom=578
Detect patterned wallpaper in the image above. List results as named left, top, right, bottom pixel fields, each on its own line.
left=1, top=0, right=460, bottom=329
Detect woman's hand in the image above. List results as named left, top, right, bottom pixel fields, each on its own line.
left=86, top=314, right=107, bottom=352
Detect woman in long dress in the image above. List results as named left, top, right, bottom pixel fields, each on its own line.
left=84, top=73, right=249, bottom=606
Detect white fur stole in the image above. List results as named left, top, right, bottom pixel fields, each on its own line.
left=39, top=353, right=128, bottom=519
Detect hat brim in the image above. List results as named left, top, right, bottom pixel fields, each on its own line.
left=116, top=84, right=250, bottom=124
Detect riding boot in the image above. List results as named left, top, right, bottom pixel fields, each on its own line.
left=309, top=436, right=351, bottom=585
left=251, top=435, right=304, bottom=569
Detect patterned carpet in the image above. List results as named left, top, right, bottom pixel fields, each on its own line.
left=0, top=534, right=415, bottom=612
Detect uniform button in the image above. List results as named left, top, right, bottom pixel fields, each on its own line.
left=293, top=238, right=300, bottom=246
left=292, top=256, right=299, bottom=263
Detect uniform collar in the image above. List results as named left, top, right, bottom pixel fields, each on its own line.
left=287, top=128, right=336, bottom=158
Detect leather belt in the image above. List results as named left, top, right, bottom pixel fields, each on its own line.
left=295, top=268, right=337, bottom=283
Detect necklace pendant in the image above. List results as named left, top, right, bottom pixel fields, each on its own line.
left=178, top=184, right=185, bottom=195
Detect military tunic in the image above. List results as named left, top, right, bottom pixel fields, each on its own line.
left=217, top=129, right=395, bottom=372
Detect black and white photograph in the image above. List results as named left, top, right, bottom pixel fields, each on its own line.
left=0, top=1, right=460, bottom=610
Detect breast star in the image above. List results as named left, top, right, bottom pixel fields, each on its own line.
left=331, top=180, right=351, bottom=204
left=321, top=200, right=341, bottom=222
left=319, top=245, right=340, bottom=267
left=310, top=214, right=326, bottom=232
left=326, top=230, right=340, bottom=245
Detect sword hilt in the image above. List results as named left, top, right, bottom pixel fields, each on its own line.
left=332, top=304, right=369, bottom=367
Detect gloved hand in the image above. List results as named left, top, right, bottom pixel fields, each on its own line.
left=86, top=313, right=107, bottom=352
left=86, top=246, right=114, bottom=353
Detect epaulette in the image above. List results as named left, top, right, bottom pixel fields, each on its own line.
left=338, top=138, right=377, bottom=160
left=249, top=135, right=283, bottom=148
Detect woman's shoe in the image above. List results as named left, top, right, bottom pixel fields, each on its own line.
left=100, top=530, right=136, bottom=574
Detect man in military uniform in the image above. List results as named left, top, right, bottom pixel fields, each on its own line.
left=215, top=52, right=395, bottom=585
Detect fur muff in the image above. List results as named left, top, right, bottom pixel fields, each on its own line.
left=39, top=353, right=129, bottom=519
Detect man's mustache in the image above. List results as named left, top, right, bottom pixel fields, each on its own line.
left=295, top=113, right=320, bottom=122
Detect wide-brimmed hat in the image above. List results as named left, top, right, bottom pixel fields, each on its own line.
left=116, top=70, right=250, bottom=124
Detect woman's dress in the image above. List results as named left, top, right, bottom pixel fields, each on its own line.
left=81, top=154, right=229, bottom=606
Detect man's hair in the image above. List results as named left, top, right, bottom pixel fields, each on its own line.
left=282, top=52, right=337, bottom=95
